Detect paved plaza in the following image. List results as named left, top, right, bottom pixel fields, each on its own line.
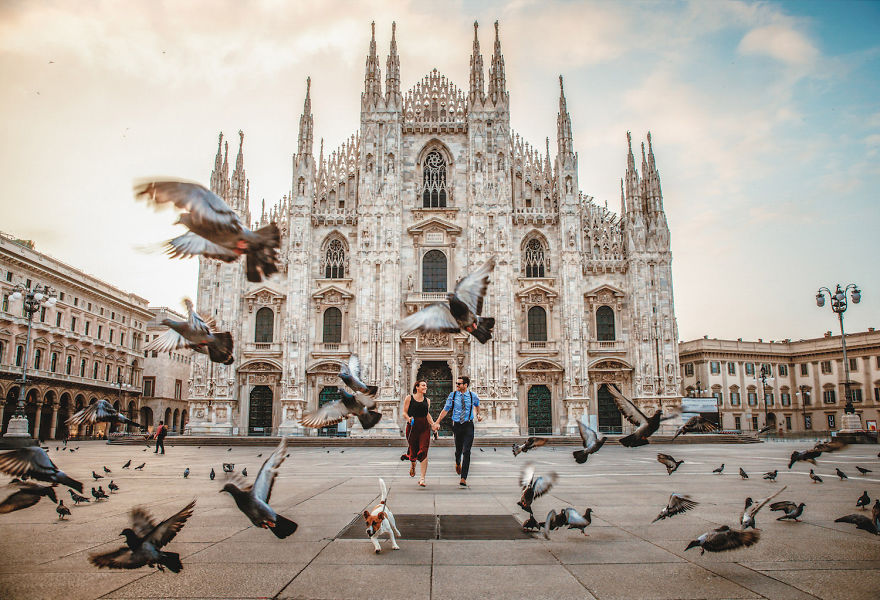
left=0, top=439, right=879, bottom=599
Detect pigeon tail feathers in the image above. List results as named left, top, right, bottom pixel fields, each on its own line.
left=470, top=316, right=495, bottom=344
left=270, top=514, right=298, bottom=539
left=357, top=410, right=382, bottom=430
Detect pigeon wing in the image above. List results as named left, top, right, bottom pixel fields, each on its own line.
left=606, top=385, right=648, bottom=426
left=89, top=547, right=145, bottom=570
left=532, top=472, right=557, bottom=498
left=184, top=298, right=213, bottom=335
left=576, top=418, right=598, bottom=448
left=453, top=256, right=496, bottom=315
left=252, top=438, right=288, bottom=504
left=0, top=447, right=59, bottom=479
left=300, top=401, right=350, bottom=429
left=657, top=453, right=677, bottom=469
left=770, top=501, right=797, bottom=513
left=134, top=179, right=242, bottom=233
left=143, top=327, right=190, bottom=354
left=0, top=489, right=43, bottom=513
left=66, top=399, right=115, bottom=426
left=519, top=463, right=537, bottom=489
left=130, top=507, right=159, bottom=539
left=705, top=528, right=760, bottom=552
left=396, top=303, right=460, bottom=333
left=146, top=499, right=196, bottom=548
left=749, top=485, right=787, bottom=517
left=165, top=231, right=239, bottom=260
left=814, top=439, right=848, bottom=453
left=835, top=514, right=877, bottom=532
left=666, top=494, right=698, bottom=517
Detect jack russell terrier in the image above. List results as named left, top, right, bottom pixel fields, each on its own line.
left=363, top=478, right=401, bottom=553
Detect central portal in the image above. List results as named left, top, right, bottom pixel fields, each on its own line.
left=417, top=361, right=453, bottom=435
left=248, top=386, right=273, bottom=436
left=597, top=384, right=622, bottom=433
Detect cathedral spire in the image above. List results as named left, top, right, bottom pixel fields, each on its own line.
left=210, top=132, right=224, bottom=195
left=363, top=21, right=382, bottom=107
left=231, top=130, right=248, bottom=215
left=557, top=75, right=574, bottom=160
left=625, top=131, right=640, bottom=211
left=487, top=21, right=507, bottom=104
left=646, top=131, right=663, bottom=212
left=385, top=22, right=401, bottom=104
left=469, top=21, right=484, bottom=104
left=297, top=77, right=313, bottom=159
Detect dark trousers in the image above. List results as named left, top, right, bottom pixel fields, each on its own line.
left=155, top=436, right=165, bottom=454
left=452, top=421, right=475, bottom=479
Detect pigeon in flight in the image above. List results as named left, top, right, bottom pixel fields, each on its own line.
left=713, top=464, right=724, bottom=474
left=122, top=460, right=131, bottom=469
left=56, top=499, right=71, bottom=520
left=396, top=256, right=497, bottom=343
left=856, top=491, right=870, bottom=509
left=657, top=453, right=684, bottom=475
left=809, top=469, right=823, bottom=483
left=836, top=468, right=848, bottom=480
left=606, top=385, right=672, bottom=447
left=338, top=355, right=378, bottom=398
left=671, top=415, right=718, bottom=441
left=573, top=417, right=605, bottom=464
left=763, top=470, right=778, bottom=481
left=89, top=500, right=196, bottom=572
left=856, top=466, right=872, bottom=476
left=740, top=486, right=786, bottom=530
left=512, top=437, right=548, bottom=457
left=67, top=400, right=143, bottom=431
left=813, top=439, right=848, bottom=453
left=109, top=481, right=119, bottom=493
left=69, top=489, right=90, bottom=504
left=300, top=387, right=381, bottom=430
left=134, top=179, right=281, bottom=282
left=143, top=298, right=234, bottom=365
left=834, top=513, right=879, bottom=535
left=0, top=484, right=58, bottom=514
left=542, top=507, right=592, bottom=539
left=739, top=468, right=749, bottom=480
left=788, top=439, right=847, bottom=469
left=771, top=501, right=805, bottom=522
left=653, top=494, right=698, bottom=522
left=517, top=463, right=557, bottom=515
left=134, top=463, right=145, bottom=471
left=686, top=526, right=760, bottom=554
left=220, top=438, right=298, bottom=539
left=0, top=447, right=83, bottom=492
left=756, top=424, right=774, bottom=435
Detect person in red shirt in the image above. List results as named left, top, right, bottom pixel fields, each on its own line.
left=154, top=421, right=167, bottom=454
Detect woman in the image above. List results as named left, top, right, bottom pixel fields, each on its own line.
left=402, top=380, right=436, bottom=487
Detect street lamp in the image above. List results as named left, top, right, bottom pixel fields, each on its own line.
left=1, top=284, right=57, bottom=448
left=816, top=283, right=861, bottom=416
left=797, top=385, right=810, bottom=430
left=759, top=364, right=770, bottom=428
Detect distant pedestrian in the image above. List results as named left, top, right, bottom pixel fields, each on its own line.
left=401, top=380, right=437, bottom=487
left=153, top=421, right=167, bottom=454
left=434, top=375, right=482, bottom=487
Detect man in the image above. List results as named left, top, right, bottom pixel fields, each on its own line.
left=433, top=375, right=482, bottom=487
left=154, top=420, right=167, bottom=455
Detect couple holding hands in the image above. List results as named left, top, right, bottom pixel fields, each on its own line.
left=402, top=375, right=482, bottom=488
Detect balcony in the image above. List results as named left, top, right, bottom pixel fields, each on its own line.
left=0, top=364, right=140, bottom=394
left=519, top=340, right=558, bottom=355
left=243, top=342, right=282, bottom=355
left=588, top=340, right=627, bottom=354
left=512, top=207, right=557, bottom=226
left=311, top=342, right=351, bottom=358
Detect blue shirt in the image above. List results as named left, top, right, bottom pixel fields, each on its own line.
left=443, top=390, right=480, bottom=423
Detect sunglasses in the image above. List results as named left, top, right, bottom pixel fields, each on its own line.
left=456, top=382, right=465, bottom=385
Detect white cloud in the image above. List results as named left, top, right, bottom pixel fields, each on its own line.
left=738, top=24, right=819, bottom=66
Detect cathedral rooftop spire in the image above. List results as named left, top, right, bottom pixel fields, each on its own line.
left=557, top=75, right=574, bottom=160
left=363, top=21, right=382, bottom=106
left=625, top=131, right=641, bottom=210
left=385, top=22, right=401, bottom=104
left=210, top=132, right=224, bottom=194
left=487, top=20, right=507, bottom=104
left=469, top=21, right=484, bottom=104
left=297, top=77, right=314, bottom=159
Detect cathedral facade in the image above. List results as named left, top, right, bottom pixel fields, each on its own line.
left=186, top=21, right=681, bottom=437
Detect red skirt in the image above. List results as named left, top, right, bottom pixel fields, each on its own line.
left=403, top=417, right=431, bottom=462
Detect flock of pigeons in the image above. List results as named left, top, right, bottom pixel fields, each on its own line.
left=511, top=404, right=880, bottom=552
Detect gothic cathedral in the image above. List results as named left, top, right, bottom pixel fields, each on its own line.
left=186, top=22, right=681, bottom=437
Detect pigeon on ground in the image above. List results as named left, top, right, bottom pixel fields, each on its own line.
left=0, top=484, right=58, bottom=514
left=517, top=463, right=557, bottom=515
left=653, top=493, right=698, bottom=522
left=122, top=460, right=131, bottom=469
left=607, top=385, right=673, bottom=447
left=856, top=491, right=870, bottom=509
left=542, top=508, right=591, bottom=539
left=209, top=468, right=215, bottom=481
left=143, top=298, right=234, bottom=365
left=92, top=471, right=104, bottom=481
left=657, top=453, right=684, bottom=475
left=0, top=447, right=83, bottom=492
left=740, top=486, right=786, bottom=530
left=771, top=501, right=805, bottom=522
left=396, top=256, right=497, bottom=343
left=103, top=466, right=112, bottom=474
left=686, top=526, right=760, bottom=554
left=671, top=415, right=718, bottom=441
left=809, top=469, right=823, bottom=483
left=57, top=499, right=71, bottom=520
left=134, top=463, right=145, bottom=471
left=834, top=513, right=879, bottom=535
left=300, top=386, right=381, bottom=430
left=856, top=466, right=872, bottom=476
left=91, top=487, right=108, bottom=501
left=573, top=417, right=606, bottom=464
left=134, top=178, right=281, bottom=282
left=89, top=500, right=196, bottom=572
left=740, top=468, right=749, bottom=480
left=67, top=399, right=143, bottom=431
left=241, top=468, right=248, bottom=477
left=256, top=454, right=262, bottom=458
left=220, top=438, right=298, bottom=539
left=183, top=468, right=189, bottom=479
left=69, top=489, right=90, bottom=504
left=512, top=437, right=548, bottom=457
left=338, top=354, right=378, bottom=397
left=836, top=468, right=848, bottom=480
left=763, top=470, right=778, bottom=481
left=713, top=464, right=725, bottom=474
left=109, top=481, right=119, bottom=493
left=143, top=449, right=147, bottom=452
left=228, top=448, right=232, bottom=452
left=542, top=509, right=568, bottom=539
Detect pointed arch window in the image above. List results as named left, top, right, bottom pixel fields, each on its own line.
left=422, top=250, right=447, bottom=292
left=255, top=307, right=274, bottom=343
left=596, top=306, right=616, bottom=341
left=323, top=239, right=346, bottom=279
left=323, top=307, right=342, bottom=343
left=422, top=150, right=447, bottom=208
left=527, top=306, right=547, bottom=342
left=524, top=238, right=547, bottom=278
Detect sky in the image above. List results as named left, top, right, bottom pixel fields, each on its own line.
left=0, top=0, right=878, bottom=342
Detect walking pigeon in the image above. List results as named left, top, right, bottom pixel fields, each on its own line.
left=836, top=468, right=848, bottom=480
left=856, top=491, right=870, bottom=509
left=108, top=481, right=119, bottom=493
left=763, top=470, right=777, bottom=481
left=856, top=466, right=872, bottom=476
left=771, top=501, right=805, bottom=522
left=209, top=468, right=215, bottom=481
left=713, top=464, right=725, bottom=474
left=69, top=489, right=90, bottom=504
left=740, top=468, right=749, bottom=479
left=134, top=463, right=145, bottom=470
left=183, top=468, right=189, bottom=479
left=809, top=469, right=823, bottom=483
left=143, top=298, right=234, bottom=365
left=122, top=460, right=131, bottom=469
left=56, top=499, right=71, bottom=520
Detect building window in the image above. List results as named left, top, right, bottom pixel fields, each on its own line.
left=422, top=250, right=447, bottom=292
left=322, top=307, right=342, bottom=343
left=761, top=363, right=771, bottom=376
left=33, top=348, right=41, bottom=370
left=745, top=363, right=755, bottom=376
left=848, top=358, right=858, bottom=372
left=713, top=391, right=723, bottom=403
left=827, top=414, right=836, bottom=429
left=778, top=364, right=788, bottom=376
left=87, top=302, right=91, bottom=311
left=84, top=322, right=90, bottom=336
left=765, top=391, right=774, bottom=406
left=65, top=356, right=72, bottom=374
left=710, top=361, right=720, bottom=375
left=70, top=317, right=77, bottom=332
left=801, top=390, right=812, bottom=405
left=2, top=295, right=7, bottom=312
left=820, top=361, right=832, bottom=374
left=595, top=306, right=616, bottom=341
left=50, top=352, right=57, bottom=372
left=523, top=238, right=547, bottom=278
left=684, top=363, right=694, bottom=377
left=785, top=415, right=792, bottom=430
left=781, top=392, right=791, bottom=406
left=97, top=325, right=102, bottom=339
left=747, top=392, right=757, bottom=406
left=174, top=380, right=182, bottom=400
left=847, top=388, right=863, bottom=403
left=823, top=389, right=836, bottom=404
left=109, top=329, right=114, bottom=343
left=421, top=150, right=448, bottom=208
left=4, top=271, right=10, bottom=281
left=39, top=307, right=46, bottom=322
left=751, top=415, right=759, bottom=430
left=804, top=414, right=812, bottom=430
left=120, top=333, right=125, bottom=347
left=255, top=307, right=274, bottom=343
left=800, top=363, right=808, bottom=376
left=15, top=345, right=24, bottom=367
left=105, top=364, right=111, bottom=381
left=323, top=239, right=346, bottom=279
left=143, top=377, right=155, bottom=397
left=875, top=387, right=880, bottom=403
left=79, top=359, right=86, bottom=377
left=727, top=362, right=736, bottom=375
left=527, top=306, right=547, bottom=342
left=734, top=416, right=741, bottom=430
left=730, top=391, right=741, bottom=405
left=55, top=313, right=62, bottom=327
left=92, top=361, right=99, bottom=379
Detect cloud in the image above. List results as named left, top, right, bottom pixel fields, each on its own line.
left=738, top=24, right=819, bottom=66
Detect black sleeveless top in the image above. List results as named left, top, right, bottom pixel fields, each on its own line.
left=408, top=396, right=429, bottom=418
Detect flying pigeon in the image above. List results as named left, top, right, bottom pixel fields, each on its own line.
left=143, top=298, right=234, bottom=365
left=739, top=468, right=749, bottom=479
left=686, top=526, right=760, bottom=554
left=69, top=489, right=90, bottom=504
left=763, top=470, right=777, bottom=481
left=788, top=449, right=821, bottom=469
left=836, top=468, right=848, bottom=480
left=134, top=463, right=145, bottom=471
left=338, top=355, right=378, bottom=397
left=300, top=386, right=381, bottom=430
left=740, top=486, right=786, bottom=530
left=67, top=399, right=143, bottom=430
left=653, top=493, right=698, bottom=522
left=834, top=513, right=879, bottom=535
left=122, top=460, right=131, bottom=469
left=542, top=507, right=592, bottom=539
left=521, top=514, right=542, bottom=531
left=756, top=424, right=774, bottom=435
left=573, top=418, right=605, bottom=464
left=517, top=463, right=557, bottom=515
left=512, top=437, right=548, bottom=457
left=396, top=256, right=497, bottom=343
left=657, top=453, right=684, bottom=475
left=220, top=438, right=298, bottom=539
left=89, top=500, right=196, bottom=572
left=56, top=499, right=71, bottom=520
left=134, top=179, right=281, bottom=282
left=856, top=466, right=872, bottom=476
left=0, top=484, right=58, bottom=514
left=809, top=469, right=823, bottom=483
left=713, top=464, right=725, bottom=474
left=0, top=447, right=83, bottom=492
left=109, top=481, right=119, bottom=493
left=92, top=471, right=104, bottom=480
left=813, top=439, right=848, bottom=453
left=209, top=468, right=215, bottom=481
left=671, top=415, right=718, bottom=441
left=856, top=491, right=870, bottom=509
left=606, top=385, right=673, bottom=447
left=771, top=501, right=805, bottom=522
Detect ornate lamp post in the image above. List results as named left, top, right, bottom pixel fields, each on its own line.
left=759, top=364, right=770, bottom=428
left=816, top=284, right=861, bottom=428
left=1, top=284, right=57, bottom=448
left=797, top=385, right=810, bottom=431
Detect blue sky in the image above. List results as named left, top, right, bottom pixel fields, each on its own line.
left=0, top=0, right=877, bottom=341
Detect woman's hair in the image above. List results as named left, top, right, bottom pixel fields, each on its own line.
left=412, top=379, right=427, bottom=394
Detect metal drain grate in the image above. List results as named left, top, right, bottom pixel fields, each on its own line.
left=337, top=514, right=532, bottom=541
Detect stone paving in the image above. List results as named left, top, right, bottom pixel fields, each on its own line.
left=1, top=439, right=879, bottom=599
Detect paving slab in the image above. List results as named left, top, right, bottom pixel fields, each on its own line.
left=278, top=564, right=431, bottom=600
left=431, top=565, right=594, bottom=600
